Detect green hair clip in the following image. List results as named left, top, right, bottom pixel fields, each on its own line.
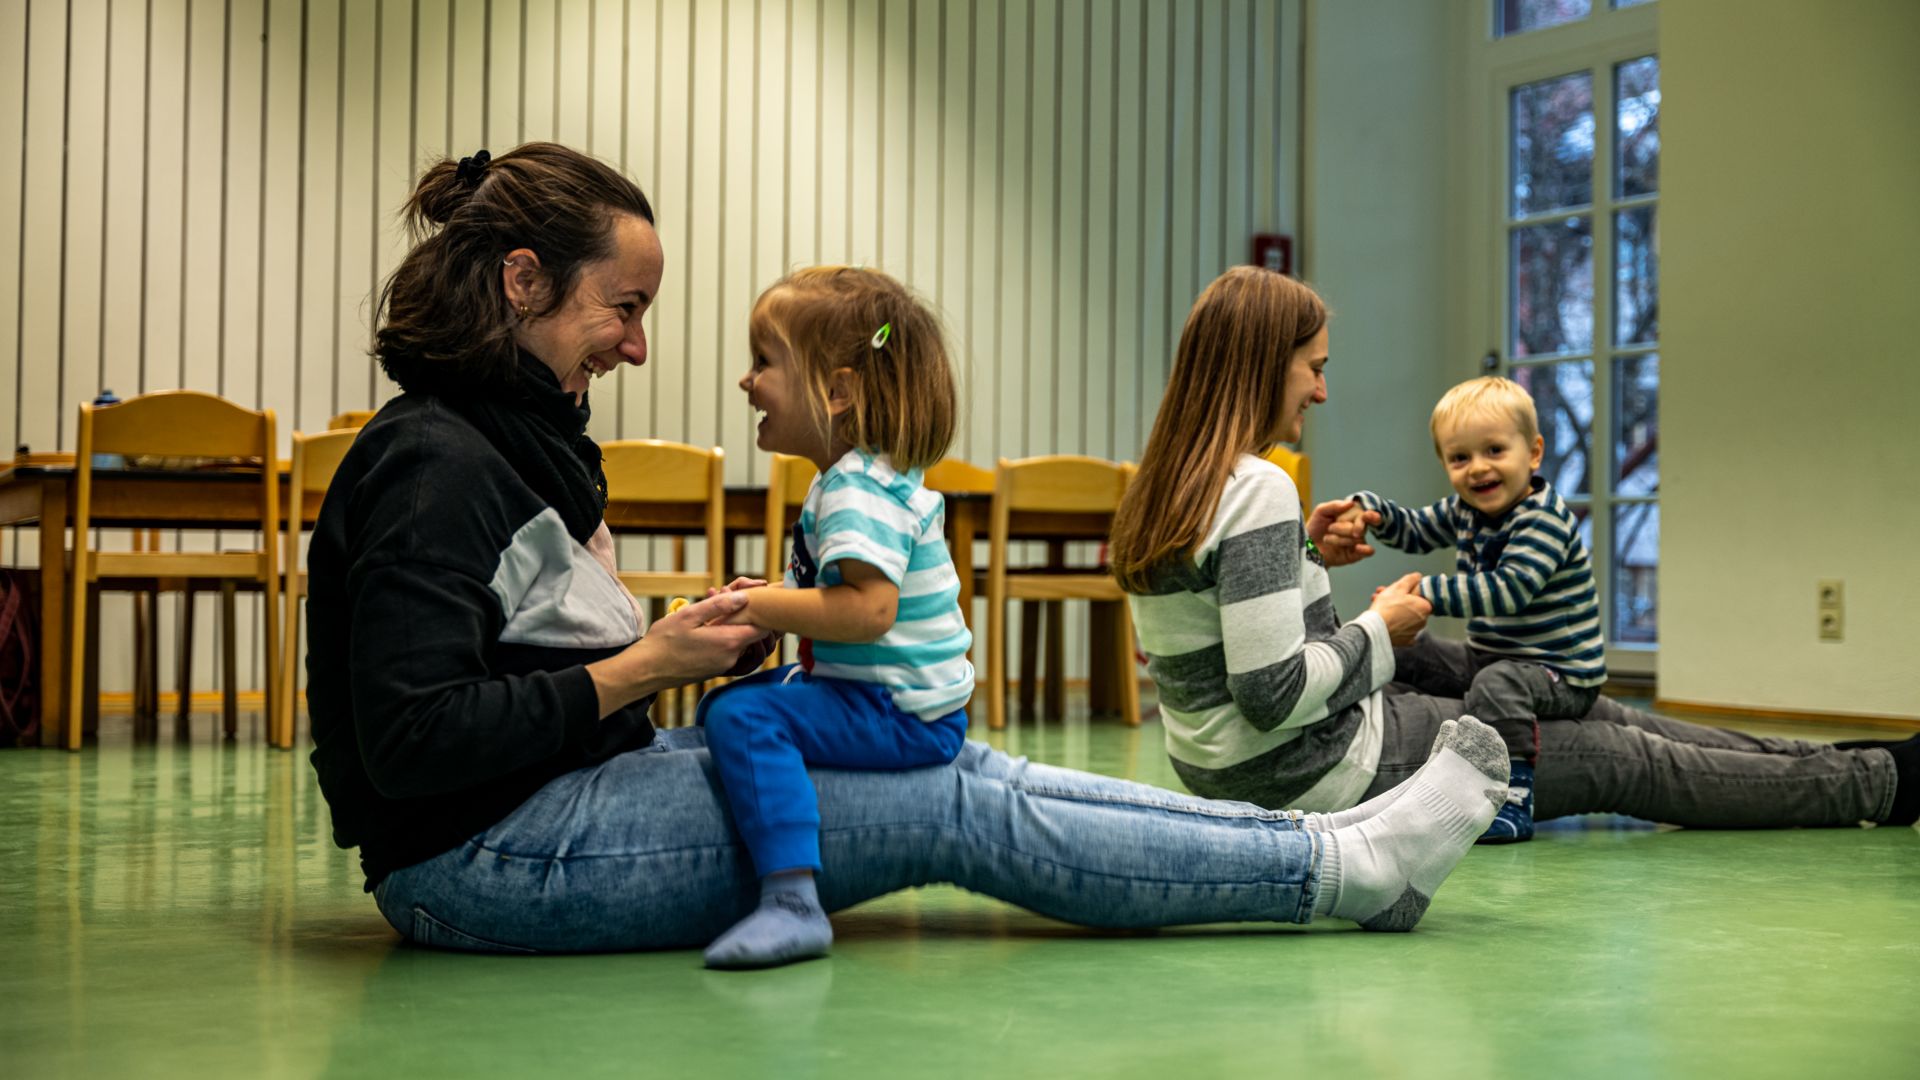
left=870, top=322, right=892, bottom=349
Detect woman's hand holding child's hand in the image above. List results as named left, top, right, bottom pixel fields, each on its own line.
left=1307, top=499, right=1379, bottom=567
left=704, top=578, right=780, bottom=674
left=1367, top=572, right=1432, bottom=646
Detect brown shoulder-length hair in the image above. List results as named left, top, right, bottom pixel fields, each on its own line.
left=1109, top=266, right=1328, bottom=593
left=374, top=142, right=655, bottom=394
left=750, top=266, right=956, bottom=470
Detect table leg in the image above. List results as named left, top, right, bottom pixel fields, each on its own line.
left=36, top=480, right=68, bottom=748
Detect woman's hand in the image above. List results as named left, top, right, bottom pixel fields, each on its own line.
left=587, top=591, right=766, bottom=716
left=1307, top=499, right=1379, bottom=567
left=1367, top=572, right=1432, bottom=646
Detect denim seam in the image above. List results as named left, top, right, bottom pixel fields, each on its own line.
left=1013, top=780, right=1307, bottom=824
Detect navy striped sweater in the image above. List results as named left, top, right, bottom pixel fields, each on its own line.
left=1352, top=477, right=1606, bottom=688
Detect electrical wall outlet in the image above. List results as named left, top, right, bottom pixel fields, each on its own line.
left=1817, top=579, right=1844, bottom=642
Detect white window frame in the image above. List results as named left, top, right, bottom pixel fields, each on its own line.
left=1454, top=0, right=1659, bottom=677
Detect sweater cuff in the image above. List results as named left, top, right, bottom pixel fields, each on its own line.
left=1348, top=608, right=1395, bottom=687
left=552, top=664, right=604, bottom=745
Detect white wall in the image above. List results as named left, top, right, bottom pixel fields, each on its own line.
left=1, top=0, right=1302, bottom=695
left=1301, top=0, right=1459, bottom=624
left=1658, top=0, right=1920, bottom=719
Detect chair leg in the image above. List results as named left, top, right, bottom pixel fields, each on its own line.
left=278, top=589, right=301, bottom=750
left=1088, top=604, right=1114, bottom=716
left=82, top=587, right=102, bottom=738
left=986, top=597, right=1005, bottom=732
left=1018, top=601, right=1041, bottom=715
left=1043, top=601, right=1067, bottom=718
left=220, top=582, right=238, bottom=739
left=1114, top=599, right=1141, bottom=727
left=175, top=586, right=196, bottom=734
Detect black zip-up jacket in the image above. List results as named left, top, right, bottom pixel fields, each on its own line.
left=306, top=390, right=653, bottom=890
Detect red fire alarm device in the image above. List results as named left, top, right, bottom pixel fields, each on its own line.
left=1251, top=233, right=1293, bottom=276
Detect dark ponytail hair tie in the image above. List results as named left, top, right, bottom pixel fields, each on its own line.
left=456, top=149, right=492, bottom=186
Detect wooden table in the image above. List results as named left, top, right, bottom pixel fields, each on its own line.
left=2, top=462, right=1109, bottom=748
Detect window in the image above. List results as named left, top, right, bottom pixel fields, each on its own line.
left=1468, top=1, right=1660, bottom=665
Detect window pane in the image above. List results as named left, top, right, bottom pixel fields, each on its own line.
left=1512, top=360, right=1594, bottom=498
left=1512, top=73, right=1594, bottom=214
left=1614, top=353, right=1658, bottom=496
left=1614, top=205, right=1658, bottom=345
left=1612, top=502, right=1658, bottom=643
left=1615, top=56, right=1660, bottom=197
left=1497, top=0, right=1592, bottom=37
left=1512, top=216, right=1594, bottom=358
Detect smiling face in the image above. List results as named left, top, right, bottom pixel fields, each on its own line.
left=1273, top=325, right=1329, bottom=445
left=1437, top=412, right=1545, bottom=517
left=739, top=289, right=841, bottom=466
left=509, top=213, right=664, bottom=402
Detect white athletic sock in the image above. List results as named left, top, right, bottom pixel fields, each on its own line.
left=1313, top=716, right=1508, bottom=931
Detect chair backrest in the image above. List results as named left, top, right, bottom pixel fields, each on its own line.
left=762, top=453, right=818, bottom=582
left=326, top=410, right=377, bottom=430
left=603, top=440, right=724, bottom=505
left=600, top=440, right=726, bottom=595
left=993, top=455, right=1131, bottom=515
left=1262, top=445, right=1312, bottom=510
left=85, top=389, right=272, bottom=460
left=73, top=391, right=278, bottom=547
left=285, top=428, right=360, bottom=558
left=923, top=457, right=994, bottom=495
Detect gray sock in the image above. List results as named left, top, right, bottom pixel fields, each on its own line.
left=1314, top=715, right=1509, bottom=931
left=704, top=872, right=834, bottom=970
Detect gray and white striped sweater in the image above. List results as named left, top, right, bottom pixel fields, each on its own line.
left=1128, top=455, right=1395, bottom=811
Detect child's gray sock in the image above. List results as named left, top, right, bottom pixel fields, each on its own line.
left=1313, top=715, right=1509, bottom=932
left=1301, top=718, right=1472, bottom=831
left=704, top=871, right=833, bottom=970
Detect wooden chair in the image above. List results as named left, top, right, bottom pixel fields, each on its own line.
left=68, top=391, right=279, bottom=750
left=983, top=455, right=1139, bottom=731
left=1262, top=444, right=1312, bottom=511
left=758, top=454, right=817, bottom=669
left=326, top=410, right=377, bottom=431
left=602, top=440, right=726, bottom=724
left=275, top=428, right=360, bottom=749
left=922, top=458, right=995, bottom=671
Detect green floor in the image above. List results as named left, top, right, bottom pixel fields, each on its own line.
left=3, top=704, right=1916, bottom=1079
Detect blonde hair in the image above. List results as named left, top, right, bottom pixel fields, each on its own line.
left=1110, top=267, right=1329, bottom=593
left=1429, top=376, right=1539, bottom=454
left=749, top=266, right=955, bottom=470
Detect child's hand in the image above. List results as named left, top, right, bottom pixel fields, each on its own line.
left=1307, top=499, right=1379, bottom=567
left=1367, top=573, right=1431, bottom=646
left=708, top=577, right=769, bottom=596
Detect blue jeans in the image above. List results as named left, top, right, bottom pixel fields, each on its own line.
left=696, top=665, right=970, bottom=877
left=372, top=729, right=1325, bottom=954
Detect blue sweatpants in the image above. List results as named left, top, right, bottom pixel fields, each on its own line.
left=696, top=664, right=969, bottom=878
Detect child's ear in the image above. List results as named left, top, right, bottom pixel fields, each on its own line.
left=825, top=366, right=859, bottom=418
left=1529, top=433, right=1545, bottom=471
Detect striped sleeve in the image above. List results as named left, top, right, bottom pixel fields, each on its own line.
left=1217, top=470, right=1393, bottom=732
left=809, top=467, right=921, bottom=586
left=1352, top=490, right=1455, bottom=555
left=1419, top=503, right=1569, bottom=618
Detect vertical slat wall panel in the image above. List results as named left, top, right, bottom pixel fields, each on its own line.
left=5, top=0, right=1299, bottom=694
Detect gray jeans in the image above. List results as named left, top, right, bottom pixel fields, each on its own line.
left=1393, top=634, right=1600, bottom=762
left=1362, top=688, right=1898, bottom=827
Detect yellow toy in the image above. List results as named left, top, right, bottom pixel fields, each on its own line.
left=667, top=597, right=691, bottom=615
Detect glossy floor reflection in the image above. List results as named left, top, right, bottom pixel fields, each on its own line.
left=3, top=701, right=1916, bottom=1078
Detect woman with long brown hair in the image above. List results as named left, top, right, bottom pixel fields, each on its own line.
left=1114, top=266, right=1915, bottom=830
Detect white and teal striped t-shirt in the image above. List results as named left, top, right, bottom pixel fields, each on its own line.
left=788, top=449, right=975, bottom=721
